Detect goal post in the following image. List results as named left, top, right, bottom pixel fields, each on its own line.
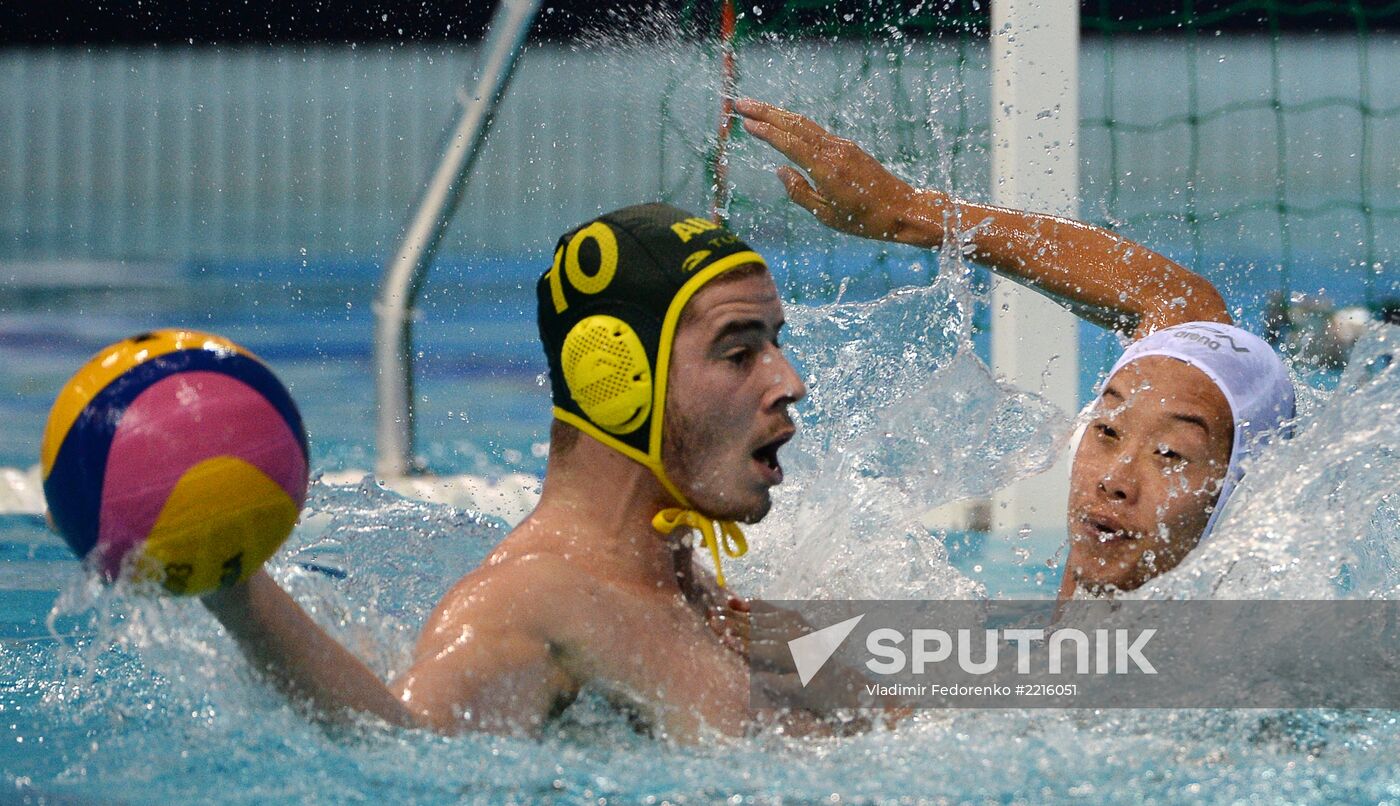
left=988, top=0, right=1081, bottom=533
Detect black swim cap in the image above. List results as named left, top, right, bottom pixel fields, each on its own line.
left=536, top=202, right=767, bottom=504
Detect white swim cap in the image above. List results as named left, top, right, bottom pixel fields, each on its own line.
left=1102, top=321, right=1295, bottom=541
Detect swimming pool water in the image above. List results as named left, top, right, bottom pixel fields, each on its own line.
left=4, top=480, right=1400, bottom=805
left=1, top=248, right=1397, bottom=803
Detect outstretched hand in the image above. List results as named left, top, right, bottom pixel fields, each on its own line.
left=735, top=98, right=939, bottom=244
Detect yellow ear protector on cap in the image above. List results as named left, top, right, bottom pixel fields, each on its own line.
left=562, top=315, right=652, bottom=435
left=558, top=312, right=749, bottom=586
left=539, top=204, right=778, bottom=589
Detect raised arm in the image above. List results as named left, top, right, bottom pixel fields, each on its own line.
left=734, top=99, right=1229, bottom=338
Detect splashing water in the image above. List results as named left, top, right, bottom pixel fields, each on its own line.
left=5, top=15, right=1400, bottom=800
left=739, top=251, right=1071, bottom=601
left=6, top=40, right=1398, bottom=788
left=8, top=302, right=1400, bottom=802
left=1142, top=322, right=1400, bottom=601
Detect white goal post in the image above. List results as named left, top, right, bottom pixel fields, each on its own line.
left=989, top=0, right=1081, bottom=533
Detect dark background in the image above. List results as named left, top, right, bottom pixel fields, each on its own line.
left=2, top=0, right=1394, bottom=46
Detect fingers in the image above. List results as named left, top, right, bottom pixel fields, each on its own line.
left=718, top=627, right=748, bottom=658
left=748, top=637, right=798, bottom=674
left=732, top=97, right=776, bottom=121
left=734, top=98, right=829, bottom=143
left=777, top=166, right=833, bottom=221
left=742, top=117, right=816, bottom=170
left=707, top=596, right=753, bottom=658
left=736, top=99, right=835, bottom=169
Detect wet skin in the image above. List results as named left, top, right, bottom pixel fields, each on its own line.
left=1061, top=356, right=1234, bottom=597
left=392, top=267, right=809, bottom=738
left=729, top=99, right=1240, bottom=600
left=206, top=266, right=816, bottom=741
left=662, top=269, right=807, bottom=524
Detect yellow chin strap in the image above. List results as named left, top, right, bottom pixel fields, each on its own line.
left=548, top=248, right=771, bottom=592
left=651, top=509, right=748, bottom=589
left=552, top=407, right=752, bottom=589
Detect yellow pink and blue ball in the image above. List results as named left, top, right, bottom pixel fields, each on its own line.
left=40, top=329, right=309, bottom=595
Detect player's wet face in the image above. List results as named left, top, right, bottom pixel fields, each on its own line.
left=662, top=268, right=805, bottom=522
left=1065, top=356, right=1234, bottom=594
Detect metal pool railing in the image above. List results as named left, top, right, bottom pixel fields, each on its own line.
left=373, top=0, right=542, bottom=479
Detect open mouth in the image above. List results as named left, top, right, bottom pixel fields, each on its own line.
left=751, top=432, right=793, bottom=483
left=1087, top=516, right=1138, bottom=543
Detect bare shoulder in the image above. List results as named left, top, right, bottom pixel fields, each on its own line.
left=416, top=543, right=591, bottom=654
left=390, top=542, right=597, bottom=733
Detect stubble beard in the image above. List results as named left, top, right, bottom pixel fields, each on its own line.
left=660, top=405, right=769, bottom=523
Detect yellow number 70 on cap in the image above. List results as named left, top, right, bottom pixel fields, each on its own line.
left=548, top=222, right=619, bottom=314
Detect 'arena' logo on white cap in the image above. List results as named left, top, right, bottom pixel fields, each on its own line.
left=1172, top=325, right=1251, bottom=353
